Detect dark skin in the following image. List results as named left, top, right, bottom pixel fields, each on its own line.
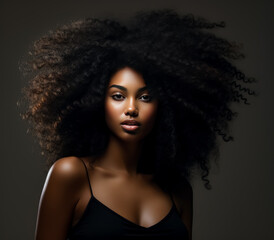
left=35, top=67, right=193, bottom=240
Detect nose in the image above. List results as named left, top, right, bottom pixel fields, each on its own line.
left=124, top=97, right=138, bottom=117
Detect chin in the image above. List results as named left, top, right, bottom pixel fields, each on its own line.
left=110, top=131, right=146, bottom=143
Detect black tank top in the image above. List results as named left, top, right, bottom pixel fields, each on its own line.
left=67, top=158, right=189, bottom=240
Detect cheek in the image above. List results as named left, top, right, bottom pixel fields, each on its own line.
left=141, top=104, right=158, bottom=128
left=105, top=101, right=122, bottom=125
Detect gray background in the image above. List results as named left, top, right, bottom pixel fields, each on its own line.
left=1, top=0, right=273, bottom=239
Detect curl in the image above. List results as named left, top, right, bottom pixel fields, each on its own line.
left=18, top=9, right=257, bottom=190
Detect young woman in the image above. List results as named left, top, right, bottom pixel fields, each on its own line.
left=18, top=9, right=256, bottom=240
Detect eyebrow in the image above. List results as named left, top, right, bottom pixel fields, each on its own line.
left=108, top=84, right=148, bottom=93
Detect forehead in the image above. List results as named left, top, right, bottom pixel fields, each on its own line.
left=108, top=67, right=146, bottom=88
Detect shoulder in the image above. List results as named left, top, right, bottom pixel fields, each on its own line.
left=172, top=177, right=193, bottom=200
left=49, top=156, right=86, bottom=177
left=44, top=156, right=88, bottom=193
left=35, top=156, right=88, bottom=239
left=172, top=178, right=193, bottom=239
left=180, top=178, right=193, bottom=199
left=171, top=178, right=193, bottom=213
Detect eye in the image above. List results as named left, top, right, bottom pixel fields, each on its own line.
left=111, top=93, right=152, bottom=102
left=140, top=94, right=152, bottom=102
left=111, top=93, right=125, bottom=101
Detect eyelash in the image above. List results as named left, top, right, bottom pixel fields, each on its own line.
left=111, top=93, right=152, bottom=102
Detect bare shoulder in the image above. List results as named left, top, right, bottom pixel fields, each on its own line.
left=50, top=156, right=86, bottom=177
left=179, top=178, right=193, bottom=199
left=44, top=156, right=87, bottom=192
left=171, top=178, right=193, bottom=220
left=172, top=177, right=193, bottom=201
left=35, top=156, right=88, bottom=239
left=172, top=177, right=193, bottom=240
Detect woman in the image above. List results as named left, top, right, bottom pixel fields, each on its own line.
left=18, top=9, right=256, bottom=240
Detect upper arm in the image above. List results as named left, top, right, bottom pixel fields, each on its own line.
left=35, top=157, right=85, bottom=240
left=175, top=179, right=193, bottom=240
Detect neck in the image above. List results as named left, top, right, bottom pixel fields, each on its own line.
left=93, top=134, right=144, bottom=177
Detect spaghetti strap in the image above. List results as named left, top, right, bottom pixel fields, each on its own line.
left=79, top=157, right=93, bottom=196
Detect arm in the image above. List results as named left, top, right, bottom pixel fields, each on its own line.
left=181, top=180, right=193, bottom=240
left=35, top=157, right=84, bottom=240
left=174, top=179, right=193, bottom=240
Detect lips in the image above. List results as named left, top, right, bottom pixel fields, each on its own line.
left=121, top=125, right=139, bottom=131
left=121, top=120, right=141, bottom=126
left=121, top=120, right=140, bottom=132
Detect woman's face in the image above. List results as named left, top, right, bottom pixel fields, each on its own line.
left=105, top=67, right=158, bottom=142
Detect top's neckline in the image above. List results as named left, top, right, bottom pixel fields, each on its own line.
left=92, top=195, right=175, bottom=230
left=72, top=194, right=176, bottom=230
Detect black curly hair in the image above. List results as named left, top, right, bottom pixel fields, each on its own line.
left=17, top=9, right=257, bottom=191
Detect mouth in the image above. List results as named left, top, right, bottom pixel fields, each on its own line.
left=120, top=124, right=140, bottom=131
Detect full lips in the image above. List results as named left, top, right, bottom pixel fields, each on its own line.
left=121, top=124, right=140, bottom=131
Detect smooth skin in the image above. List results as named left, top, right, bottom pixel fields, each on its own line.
left=35, top=67, right=193, bottom=240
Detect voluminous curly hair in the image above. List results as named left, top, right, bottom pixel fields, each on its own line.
left=18, top=9, right=256, bottom=190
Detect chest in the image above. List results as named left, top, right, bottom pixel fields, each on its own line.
left=73, top=176, right=178, bottom=228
